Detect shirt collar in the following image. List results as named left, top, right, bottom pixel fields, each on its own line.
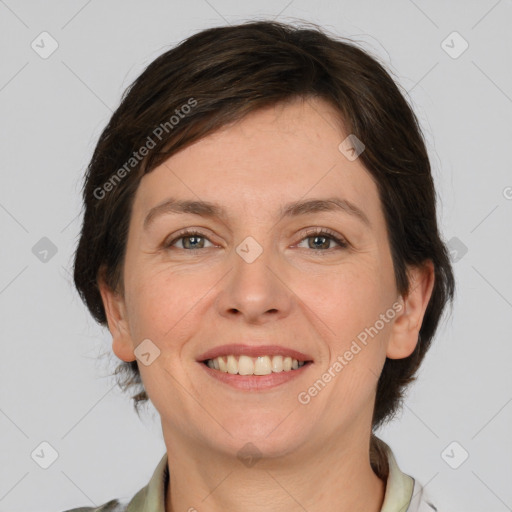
left=125, top=440, right=415, bottom=512
left=379, top=439, right=415, bottom=512
left=125, top=452, right=168, bottom=512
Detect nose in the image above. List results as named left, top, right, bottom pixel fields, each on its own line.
left=214, top=237, right=293, bottom=325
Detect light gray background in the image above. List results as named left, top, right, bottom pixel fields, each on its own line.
left=1, top=1, right=511, bottom=511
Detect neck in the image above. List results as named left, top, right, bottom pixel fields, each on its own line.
left=164, top=428, right=386, bottom=512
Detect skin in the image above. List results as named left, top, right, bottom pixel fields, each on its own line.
left=99, top=96, right=434, bottom=512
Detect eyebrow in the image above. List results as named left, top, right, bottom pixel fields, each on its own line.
left=143, top=196, right=371, bottom=230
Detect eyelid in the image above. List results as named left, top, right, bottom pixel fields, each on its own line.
left=163, top=227, right=218, bottom=248
left=297, top=227, right=349, bottom=249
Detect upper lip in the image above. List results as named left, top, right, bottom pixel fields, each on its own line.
left=197, top=344, right=314, bottom=362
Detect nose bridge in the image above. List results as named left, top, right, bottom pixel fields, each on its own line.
left=215, top=231, right=291, bottom=321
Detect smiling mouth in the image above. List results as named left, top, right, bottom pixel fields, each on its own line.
left=202, top=354, right=312, bottom=376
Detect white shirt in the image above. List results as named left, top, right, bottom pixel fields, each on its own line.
left=379, top=439, right=440, bottom=512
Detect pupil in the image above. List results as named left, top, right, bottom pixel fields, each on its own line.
left=311, top=236, right=328, bottom=249
left=186, top=236, right=203, bottom=249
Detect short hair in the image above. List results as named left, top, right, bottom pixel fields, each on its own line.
left=73, top=19, right=455, bottom=475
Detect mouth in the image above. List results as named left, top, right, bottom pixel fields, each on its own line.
left=202, top=354, right=312, bottom=376
left=196, top=344, right=313, bottom=389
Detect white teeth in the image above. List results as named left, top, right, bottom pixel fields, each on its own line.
left=205, top=354, right=307, bottom=375
left=227, top=355, right=238, bottom=374
left=218, top=356, right=228, bottom=372
left=272, top=355, right=283, bottom=372
left=254, top=356, right=272, bottom=375
left=238, top=355, right=255, bottom=375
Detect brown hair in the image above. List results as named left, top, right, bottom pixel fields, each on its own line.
left=73, top=19, right=455, bottom=478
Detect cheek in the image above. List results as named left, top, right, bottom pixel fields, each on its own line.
left=124, top=264, right=213, bottom=344
left=295, top=262, right=387, bottom=344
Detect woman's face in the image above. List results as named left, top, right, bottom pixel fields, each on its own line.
left=101, top=96, right=432, bottom=459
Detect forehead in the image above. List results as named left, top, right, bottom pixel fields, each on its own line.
left=132, top=97, right=383, bottom=228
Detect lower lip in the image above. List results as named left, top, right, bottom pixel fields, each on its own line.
left=199, top=362, right=313, bottom=390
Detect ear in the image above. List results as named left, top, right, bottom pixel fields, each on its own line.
left=97, top=266, right=136, bottom=362
left=386, top=260, right=435, bottom=359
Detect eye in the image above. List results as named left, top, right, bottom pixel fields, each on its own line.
left=164, top=229, right=215, bottom=250
left=163, top=227, right=348, bottom=252
left=295, top=228, right=348, bottom=252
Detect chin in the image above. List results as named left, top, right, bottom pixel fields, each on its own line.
left=211, top=417, right=308, bottom=459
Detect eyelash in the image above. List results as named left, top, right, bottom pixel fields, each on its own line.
left=164, top=227, right=348, bottom=253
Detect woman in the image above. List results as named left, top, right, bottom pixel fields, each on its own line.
left=69, top=19, right=455, bottom=512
